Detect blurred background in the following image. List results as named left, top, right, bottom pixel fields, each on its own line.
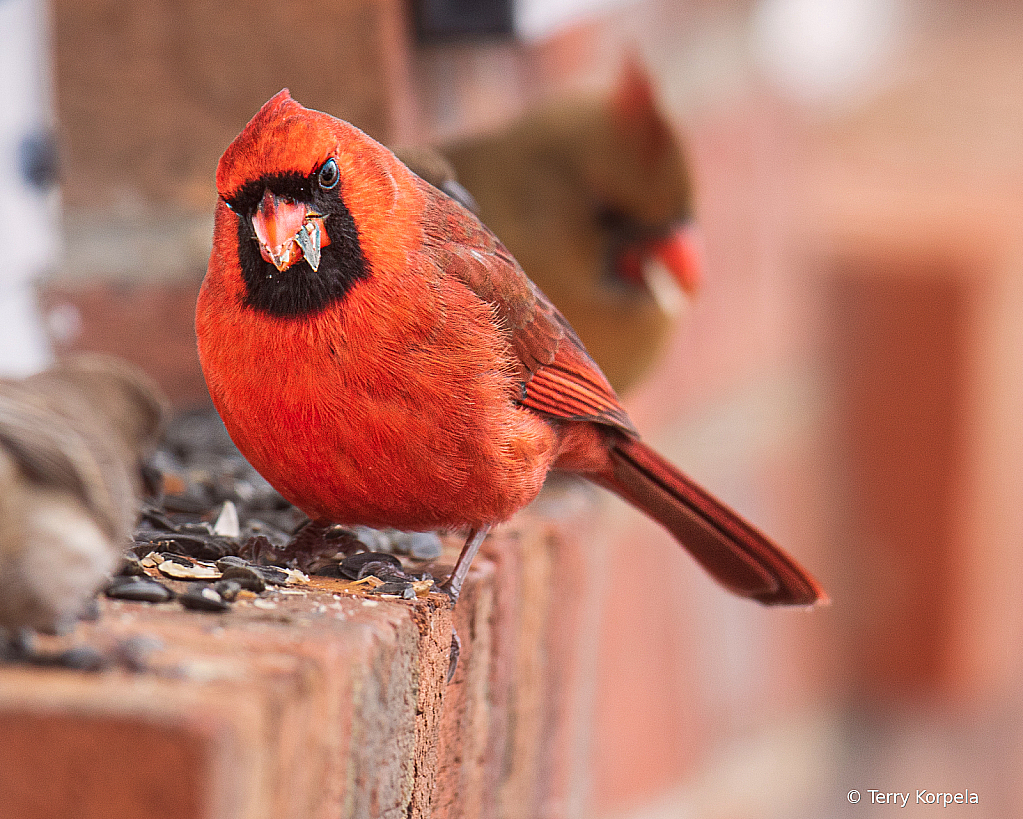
left=5, top=0, right=1023, bottom=815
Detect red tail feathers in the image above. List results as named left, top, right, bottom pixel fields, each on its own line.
left=596, top=436, right=825, bottom=606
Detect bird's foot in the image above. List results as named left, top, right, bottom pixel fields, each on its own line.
left=436, top=576, right=459, bottom=603
left=436, top=526, right=490, bottom=605
left=447, top=629, right=461, bottom=683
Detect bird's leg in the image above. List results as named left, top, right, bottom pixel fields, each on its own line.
left=437, top=526, right=490, bottom=603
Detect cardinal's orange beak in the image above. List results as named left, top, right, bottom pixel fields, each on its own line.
left=647, top=222, right=703, bottom=296
left=252, top=190, right=329, bottom=272
left=615, top=221, right=704, bottom=316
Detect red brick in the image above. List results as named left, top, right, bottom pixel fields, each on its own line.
left=40, top=281, right=208, bottom=408
left=0, top=584, right=442, bottom=818
left=429, top=481, right=607, bottom=819
left=0, top=487, right=603, bottom=819
left=51, top=0, right=416, bottom=212
left=432, top=554, right=497, bottom=819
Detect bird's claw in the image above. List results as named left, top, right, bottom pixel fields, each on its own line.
left=447, top=629, right=461, bottom=683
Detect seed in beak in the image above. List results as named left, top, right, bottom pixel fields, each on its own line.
left=295, top=221, right=322, bottom=272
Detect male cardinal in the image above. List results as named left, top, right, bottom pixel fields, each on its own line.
left=416, top=58, right=701, bottom=395
left=196, top=90, right=823, bottom=606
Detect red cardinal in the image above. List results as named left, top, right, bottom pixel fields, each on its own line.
left=196, top=91, right=824, bottom=606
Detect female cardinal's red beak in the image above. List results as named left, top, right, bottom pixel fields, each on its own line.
left=648, top=222, right=703, bottom=296
left=615, top=221, right=703, bottom=315
left=252, top=189, right=328, bottom=272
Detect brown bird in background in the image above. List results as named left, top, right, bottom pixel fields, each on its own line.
left=396, top=58, right=701, bottom=395
left=390, top=145, right=481, bottom=216
left=0, top=355, right=166, bottom=636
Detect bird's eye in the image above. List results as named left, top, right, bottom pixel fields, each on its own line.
left=595, top=205, right=627, bottom=230
left=317, top=159, right=339, bottom=189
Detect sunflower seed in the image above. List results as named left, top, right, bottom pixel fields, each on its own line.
left=219, top=564, right=266, bottom=592
left=179, top=584, right=230, bottom=612
left=213, top=579, right=243, bottom=601
left=374, top=582, right=416, bottom=599
left=117, top=552, right=147, bottom=577
left=212, top=500, right=240, bottom=538
left=340, top=551, right=402, bottom=580
left=105, top=576, right=174, bottom=603
left=158, top=560, right=221, bottom=581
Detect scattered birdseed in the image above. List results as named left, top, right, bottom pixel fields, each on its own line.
left=106, top=576, right=175, bottom=603
left=158, top=552, right=193, bottom=566
left=391, top=531, right=443, bottom=560
left=373, top=582, right=416, bottom=599
left=212, top=500, right=241, bottom=538
left=157, top=560, right=221, bottom=581
left=411, top=579, right=436, bottom=597
left=447, top=631, right=461, bottom=683
left=312, top=562, right=346, bottom=578
left=252, top=564, right=292, bottom=585
left=212, top=579, right=243, bottom=602
left=117, top=553, right=147, bottom=577
left=350, top=526, right=391, bottom=552
left=218, top=564, right=266, bottom=593
left=179, top=584, right=230, bottom=612
left=339, top=551, right=403, bottom=581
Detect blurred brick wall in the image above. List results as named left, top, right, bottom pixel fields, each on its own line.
left=46, top=0, right=418, bottom=405
left=43, top=1, right=842, bottom=817
left=827, top=270, right=970, bottom=701
left=52, top=0, right=416, bottom=213
left=803, top=7, right=1023, bottom=700
left=50, top=1, right=1023, bottom=817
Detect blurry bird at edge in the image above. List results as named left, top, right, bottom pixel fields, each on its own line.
left=0, top=355, right=167, bottom=637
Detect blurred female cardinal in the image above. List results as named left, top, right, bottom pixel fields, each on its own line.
left=410, top=58, right=702, bottom=395
left=196, top=90, right=823, bottom=606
